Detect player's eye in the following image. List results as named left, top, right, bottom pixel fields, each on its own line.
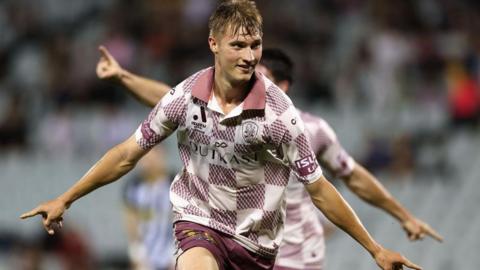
left=251, top=40, right=262, bottom=49
left=230, top=42, right=246, bottom=49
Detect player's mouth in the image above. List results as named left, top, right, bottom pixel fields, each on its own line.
left=236, top=64, right=253, bottom=73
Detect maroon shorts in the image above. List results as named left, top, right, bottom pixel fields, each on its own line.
left=174, top=221, right=275, bottom=270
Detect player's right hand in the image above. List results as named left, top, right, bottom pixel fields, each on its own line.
left=402, top=217, right=443, bottom=242
left=20, top=199, right=67, bottom=235
left=96, top=45, right=123, bottom=81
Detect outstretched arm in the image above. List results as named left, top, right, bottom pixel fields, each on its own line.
left=306, top=176, right=421, bottom=270
left=20, top=136, right=149, bottom=234
left=342, top=163, right=443, bottom=242
left=96, top=46, right=171, bottom=107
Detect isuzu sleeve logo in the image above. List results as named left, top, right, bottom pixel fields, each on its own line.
left=141, top=122, right=155, bottom=140
left=294, top=155, right=318, bottom=177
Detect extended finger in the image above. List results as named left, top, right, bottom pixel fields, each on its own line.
left=20, top=208, right=41, bottom=219
left=402, top=258, right=422, bottom=270
left=99, top=46, right=114, bottom=62
left=424, top=226, right=443, bottom=242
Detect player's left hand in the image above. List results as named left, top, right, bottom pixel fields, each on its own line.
left=402, top=218, right=443, bottom=242
left=374, top=247, right=422, bottom=270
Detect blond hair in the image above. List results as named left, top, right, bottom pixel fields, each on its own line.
left=208, top=0, right=263, bottom=38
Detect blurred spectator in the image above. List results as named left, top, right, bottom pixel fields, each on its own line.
left=0, top=93, right=28, bottom=150
left=446, top=61, right=480, bottom=129
left=361, top=136, right=392, bottom=174
left=389, top=134, right=415, bottom=177
left=9, top=239, right=44, bottom=270
left=123, top=146, right=174, bottom=270
left=362, top=134, right=415, bottom=179
left=38, top=105, right=75, bottom=156
left=41, top=225, right=96, bottom=270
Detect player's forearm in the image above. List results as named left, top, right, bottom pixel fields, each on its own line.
left=57, top=139, right=141, bottom=207
left=119, top=69, right=171, bottom=108
left=306, top=176, right=381, bottom=256
left=342, top=164, right=412, bottom=222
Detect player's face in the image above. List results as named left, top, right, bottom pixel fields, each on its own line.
left=210, top=25, right=262, bottom=84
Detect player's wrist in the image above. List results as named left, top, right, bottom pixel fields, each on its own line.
left=369, top=242, right=383, bottom=258
left=398, top=211, right=415, bottom=225
left=56, top=195, right=72, bottom=209
left=117, top=68, right=130, bottom=84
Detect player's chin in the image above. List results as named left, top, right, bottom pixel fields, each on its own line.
left=234, top=70, right=254, bottom=82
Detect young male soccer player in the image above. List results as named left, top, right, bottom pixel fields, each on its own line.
left=21, top=1, right=422, bottom=270
left=96, top=45, right=442, bottom=270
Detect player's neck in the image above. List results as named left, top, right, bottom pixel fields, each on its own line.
left=213, top=68, right=249, bottom=114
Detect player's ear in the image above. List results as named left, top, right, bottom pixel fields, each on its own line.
left=208, top=36, right=219, bottom=54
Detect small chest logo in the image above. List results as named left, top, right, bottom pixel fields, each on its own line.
left=191, top=106, right=208, bottom=133
left=242, top=121, right=259, bottom=143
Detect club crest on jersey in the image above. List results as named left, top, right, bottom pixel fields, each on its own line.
left=242, top=121, right=259, bottom=143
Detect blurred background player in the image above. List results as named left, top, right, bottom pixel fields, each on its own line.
left=96, top=46, right=442, bottom=270
left=123, top=146, right=174, bottom=270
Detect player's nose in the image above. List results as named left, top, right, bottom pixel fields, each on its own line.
left=241, top=47, right=255, bottom=64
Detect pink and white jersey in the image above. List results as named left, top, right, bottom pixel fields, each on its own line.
left=135, top=67, right=323, bottom=258
left=275, top=111, right=355, bottom=269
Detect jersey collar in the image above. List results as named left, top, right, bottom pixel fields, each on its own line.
left=191, top=67, right=266, bottom=111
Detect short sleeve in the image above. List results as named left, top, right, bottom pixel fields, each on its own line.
left=314, top=121, right=355, bottom=178
left=135, top=86, right=187, bottom=149
left=271, top=106, right=323, bottom=185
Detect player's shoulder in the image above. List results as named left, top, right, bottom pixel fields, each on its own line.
left=174, top=67, right=212, bottom=95
left=297, top=110, right=324, bottom=125
left=262, top=76, right=294, bottom=117
left=297, top=109, right=337, bottom=141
